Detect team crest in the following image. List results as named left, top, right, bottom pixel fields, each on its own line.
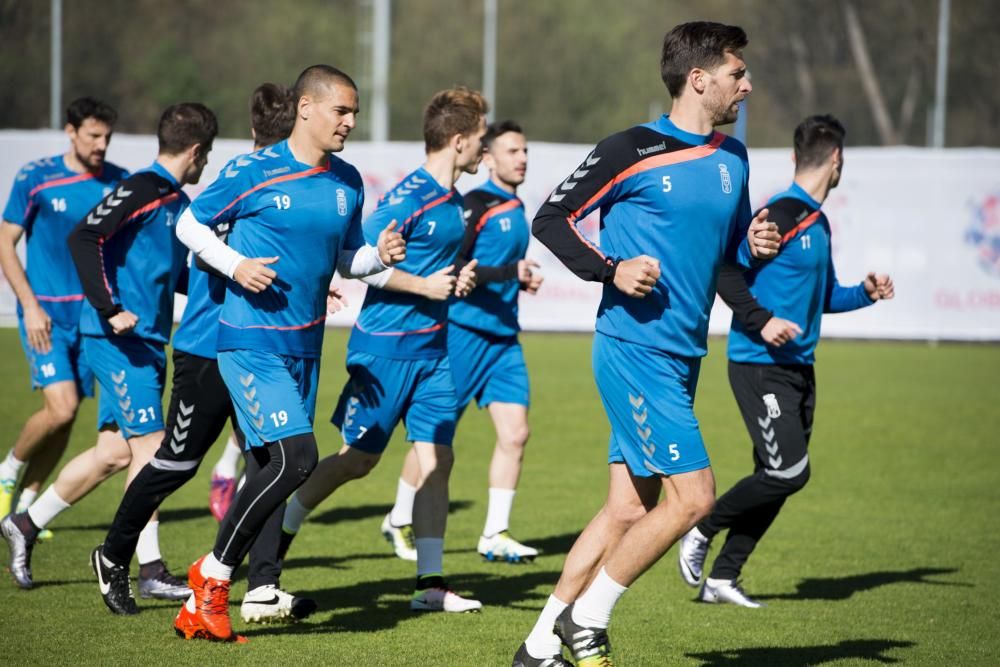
left=336, top=188, right=348, bottom=216
left=718, top=163, right=732, bottom=194
left=762, top=393, right=781, bottom=419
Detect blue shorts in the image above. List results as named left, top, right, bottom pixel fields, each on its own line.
left=592, top=332, right=709, bottom=477
left=18, top=317, right=95, bottom=397
left=331, top=351, right=457, bottom=454
left=217, top=349, right=319, bottom=448
left=448, top=323, right=529, bottom=411
left=84, top=335, right=166, bottom=437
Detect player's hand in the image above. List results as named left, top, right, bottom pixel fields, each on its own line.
left=748, top=208, right=780, bottom=259
left=455, top=259, right=478, bottom=298
left=421, top=265, right=457, bottom=301
left=327, top=285, right=349, bottom=313
left=108, top=310, right=139, bottom=336
left=761, top=317, right=802, bottom=347
left=518, top=259, right=544, bottom=295
left=613, top=255, right=660, bottom=298
left=23, top=302, right=52, bottom=354
left=378, top=221, right=406, bottom=266
left=234, top=256, right=279, bottom=293
left=864, top=272, right=895, bottom=301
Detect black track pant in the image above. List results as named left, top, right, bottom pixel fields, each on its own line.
left=698, top=361, right=816, bottom=580
left=102, top=351, right=288, bottom=587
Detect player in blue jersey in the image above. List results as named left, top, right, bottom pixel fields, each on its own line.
left=171, top=65, right=404, bottom=643
left=513, top=22, right=782, bottom=667
left=1, top=104, right=218, bottom=594
left=0, top=98, right=126, bottom=525
left=91, top=83, right=318, bottom=622
left=677, top=115, right=894, bottom=607
left=280, top=87, right=489, bottom=613
left=375, top=120, right=544, bottom=564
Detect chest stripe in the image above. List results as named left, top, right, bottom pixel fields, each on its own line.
left=397, top=191, right=456, bottom=234
left=780, top=211, right=822, bottom=246
left=475, top=198, right=521, bottom=233
left=28, top=170, right=98, bottom=198
left=210, top=165, right=326, bottom=222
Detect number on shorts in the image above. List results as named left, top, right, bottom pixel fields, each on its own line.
left=668, top=443, right=680, bottom=461
left=40, top=362, right=56, bottom=378
left=138, top=407, right=156, bottom=424
left=270, top=410, right=289, bottom=427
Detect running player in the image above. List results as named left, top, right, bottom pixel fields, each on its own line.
left=513, top=22, right=780, bottom=666
left=1, top=103, right=217, bottom=598
left=380, top=120, right=543, bottom=564
left=677, top=114, right=894, bottom=607
left=280, top=87, right=489, bottom=613
left=91, top=83, right=317, bottom=623
left=0, top=98, right=126, bottom=524
left=171, top=65, right=404, bottom=643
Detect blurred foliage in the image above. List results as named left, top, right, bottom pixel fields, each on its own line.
left=1, top=0, right=997, bottom=147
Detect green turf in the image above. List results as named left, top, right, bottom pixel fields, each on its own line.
left=1, top=329, right=998, bottom=666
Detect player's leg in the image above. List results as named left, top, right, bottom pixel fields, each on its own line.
left=695, top=363, right=814, bottom=607
left=479, top=401, right=535, bottom=562
left=381, top=447, right=420, bottom=560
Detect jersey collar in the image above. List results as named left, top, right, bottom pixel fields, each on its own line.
left=149, top=160, right=181, bottom=190
left=652, top=114, right=716, bottom=147
left=786, top=181, right=822, bottom=210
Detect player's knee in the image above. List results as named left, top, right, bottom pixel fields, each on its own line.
left=44, top=397, right=79, bottom=428
left=782, top=463, right=811, bottom=495
left=605, top=497, right=650, bottom=529
left=282, top=433, right=319, bottom=484
left=96, top=446, right=131, bottom=475
left=498, top=424, right=530, bottom=453
left=419, top=447, right=455, bottom=485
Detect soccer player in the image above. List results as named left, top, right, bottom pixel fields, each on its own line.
left=677, top=115, right=895, bottom=607
left=280, top=87, right=489, bottom=613
left=171, top=64, right=403, bottom=643
left=379, top=120, right=543, bottom=564
left=0, top=98, right=126, bottom=524
left=1, top=103, right=217, bottom=595
left=91, top=83, right=317, bottom=622
left=512, top=22, right=781, bottom=666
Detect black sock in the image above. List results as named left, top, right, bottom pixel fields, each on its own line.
left=12, top=512, right=39, bottom=540
left=416, top=574, right=445, bottom=590
left=138, top=559, right=165, bottom=580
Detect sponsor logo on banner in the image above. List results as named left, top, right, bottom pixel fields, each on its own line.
left=966, top=193, right=1000, bottom=278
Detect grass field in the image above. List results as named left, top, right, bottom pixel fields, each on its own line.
left=1, top=328, right=998, bottom=666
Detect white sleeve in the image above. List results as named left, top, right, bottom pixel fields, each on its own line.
left=336, top=243, right=388, bottom=279
left=359, top=267, right=394, bottom=288
left=175, top=208, right=246, bottom=279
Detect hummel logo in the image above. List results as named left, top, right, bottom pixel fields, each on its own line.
left=637, top=141, right=666, bottom=157
left=263, top=166, right=291, bottom=178
left=111, top=370, right=126, bottom=384
left=240, top=373, right=255, bottom=387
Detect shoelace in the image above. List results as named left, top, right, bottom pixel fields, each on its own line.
left=400, top=525, right=416, bottom=550
left=110, top=566, right=135, bottom=599
left=201, top=580, right=232, bottom=615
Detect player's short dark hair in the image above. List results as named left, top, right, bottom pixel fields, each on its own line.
left=423, top=87, right=489, bottom=153
left=794, top=114, right=846, bottom=170
left=660, top=22, right=748, bottom=98
left=483, top=120, right=523, bottom=152
left=293, top=64, right=358, bottom=102
left=157, top=103, right=218, bottom=155
left=66, top=97, right=117, bottom=129
left=251, top=83, right=296, bottom=147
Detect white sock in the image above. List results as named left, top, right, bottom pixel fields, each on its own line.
left=389, top=478, right=417, bottom=527
left=15, top=488, right=38, bottom=513
left=282, top=493, right=312, bottom=534
left=415, top=537, right=444, bottom=578
left=213, top=436, right=242, bottom=479
left=136, top=520, right=162, bottom=565
left=572, top=567, right=628, bottom=629
left=524, top=594, right=569, bottom=659
left=184, top=593, right=196, bottom=612
left=483, top=487, right=516, bottom=536
left=26, top=486, right=70, bottom=529
left=200, top=552, right=233, bottom=581
left=0, top=450, right=25, bottom=481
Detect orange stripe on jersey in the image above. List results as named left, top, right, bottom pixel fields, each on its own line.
left=566, top=132, right=729, bottom=261
left=475, top=198, right=521, bottom=233
left=397, top=191, right=456, bottom=234
left=353, top=321, right=445, bottom=337
left=780, top=211, right=821, bottom=245
left=219, top=315, right=327, bottom=332
left=124, top=192, right=180, bottom=224
left=27, top=171, right=97, bottom=198
left=210, top=166, right=327, bottom=222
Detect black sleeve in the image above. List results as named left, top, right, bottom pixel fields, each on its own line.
left=455, top=190, right=520, bottom=285
left=175, top=262, right=190, bottom=297
left=766, top=196, right=818, bottom=245
left=68, top=172, right=169, bottom=319
left=716, top=263, right=772, bottom=331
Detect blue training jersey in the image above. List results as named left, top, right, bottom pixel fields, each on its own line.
left=349, top=166, right=466, bottom=360
left=2, top=155, right=128, bottom=324
left=188, top=140, right=365, bottom=359
left=533, top=114, right=755, bottom=358
left=172, top=257, right=227, bottom=359
left=726, top=182, right=874, bottom=365
left=448, top=179, right=531, bottom=337
left=75, top=162, right=189, bottom=343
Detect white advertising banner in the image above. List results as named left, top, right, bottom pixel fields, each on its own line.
left=1, top=129, right=998, bottom=340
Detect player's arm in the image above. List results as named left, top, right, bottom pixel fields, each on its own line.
left=532, top=133, right=660, bottom=297
left=825, top=255, right=893, bottom=312
left=717, top=263, right=801, bottom=346
left=359, top=266, right=458, bottom=301
left=455, top=192, right=518, bottom=286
